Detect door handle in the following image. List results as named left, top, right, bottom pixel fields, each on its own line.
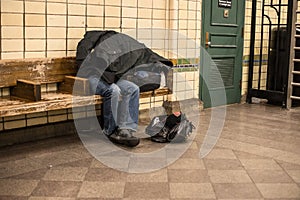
left=205, top=32, right=211, bottom=48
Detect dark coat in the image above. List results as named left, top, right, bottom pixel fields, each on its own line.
left=76, top=31, right=173, bottom=84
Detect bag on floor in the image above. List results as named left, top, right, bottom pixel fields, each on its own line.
left=145, top=113, right=195, bottom=143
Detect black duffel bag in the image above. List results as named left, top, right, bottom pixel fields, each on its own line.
left=129, top=70, right=161, bottom=92
left=123, top=62, right=170, bottom=92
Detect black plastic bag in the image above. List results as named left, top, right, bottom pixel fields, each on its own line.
left=146, top=113, right=195, bottom=143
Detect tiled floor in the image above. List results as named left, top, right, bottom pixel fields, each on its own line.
left=0, top=103, right=300, bottom=199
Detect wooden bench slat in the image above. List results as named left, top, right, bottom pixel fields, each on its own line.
left=0, top=57, right=77, bottom=88
left=59, top=76, right=91, bottom=96
left=11, top=80, right=41, bottom=102
left=0, top=86, right=171, bottom=118
left=0, top=57, right=173, bottom=131
left=0, top=94, right=103, bottom=117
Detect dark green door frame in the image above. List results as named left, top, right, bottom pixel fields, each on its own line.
left=200, top=0, right=245, bottom=108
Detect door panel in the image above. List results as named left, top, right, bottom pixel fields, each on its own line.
left=210, top=56, right=235, bottom=88
left=210, top=33, right=237, bottom=48
left=211, top=0, right=238, bottom=26
left=200, top=0, right=245, bottom=108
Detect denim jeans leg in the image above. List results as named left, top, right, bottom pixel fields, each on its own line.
left=116, top=79, right=140, bottom=131
left=89, top=77, right=120, bottom=135
left=108, top=84, right=121, bottom=133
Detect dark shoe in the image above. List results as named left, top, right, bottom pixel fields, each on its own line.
left=109, top=129, right=140, bottom=147
left=151, top=127, right=169, bottom=143
left=151, top=134, right=168, bottom=143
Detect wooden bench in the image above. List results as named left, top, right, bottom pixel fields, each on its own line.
left=0, top=57, right=173, bottom=144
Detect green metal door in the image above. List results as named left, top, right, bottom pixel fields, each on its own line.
left=200, top=0, right=245, bottom=108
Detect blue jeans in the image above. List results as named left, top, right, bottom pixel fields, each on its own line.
left=89, top=77, right=140, bottom=135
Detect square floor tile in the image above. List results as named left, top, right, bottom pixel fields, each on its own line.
left=213, top=183, right=262, bottom=199
left=169, top=183, right=216, bottom=199
left=0, top=197, right=28, bottom=200
left=0, top=104, right=299, bottom=200
left=127, top=168, right=168, bottom=182
left=204, top=159, right=244, bottom=170
left=0, top=150, right=26, bottom=164
left=32, top=181, right=81, bottom=197
left=179, top=149, right=200, bottom=159
left=168, top=169, right=210, bottom=183
left=285, top=170, right=300, bottom=183
left=247, top=170, right=294, bottom=183
left=256, top=183, right=300, bottom=198
left=263, top=199, right=300, bottom=200
left=190, top=141, right=199, bottom=149
left=128, top=157, right=167, bottom=172
left=0, top=179, right=39, bottom=196
left=208, top=170, right=252, bottom=183
left=234, top=150, right=268, bottom=159
left=218, top=199, right=263, bottom=200
left=124, top=182, right=169, bottom=199
left=122, top=198, right=168, bottom=200
left=89, top=159, right=108, bottom=168
left=91, top=155, right=130, bottom=170
left=30, top=148, right=91, bottom=168
left=29, top=197, right=75, bottom=200
left=168, top=158, right=205, bottom=169
left=239, top=159, right=282, bottom=170
left=0, top=158, right=43, bottom=178
left=57, top=158, right=93, bottom=168
left=278, top=161, right=300, bottom=170
left=43, top=167, right=88, bottom=181
left=205, top=148, right=237, bottom=159
left=9, top=169, right=48, bottom=180
left=77, top=181, right=125, bottom=198
left=84, top=168, right=127, bottom=182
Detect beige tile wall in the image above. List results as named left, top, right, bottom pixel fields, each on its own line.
left=2, top=0, right=295, bottom=130
left=0, top=0, right=201, bottom=102
left=4, top=0, right=280, bottom=103
left=0, top=105, right=102, bottom=131
left=5, top=0, right=293, bottom=103
left=0, top=0, right=201, bottom=60
left=242, top=0, right=251, bottom=96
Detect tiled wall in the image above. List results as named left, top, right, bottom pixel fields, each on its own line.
left=0, top=0, right=201, bottom=101
left=5, top=0, right=289, bottom=103
left=0, top=105, right=102, bottom=131
left=0, top=0, right=201, bottom=60
left=242, top=0, right=252, bottom=96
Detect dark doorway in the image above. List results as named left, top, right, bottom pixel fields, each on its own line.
left=246, top=0, right=295, bottom=108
